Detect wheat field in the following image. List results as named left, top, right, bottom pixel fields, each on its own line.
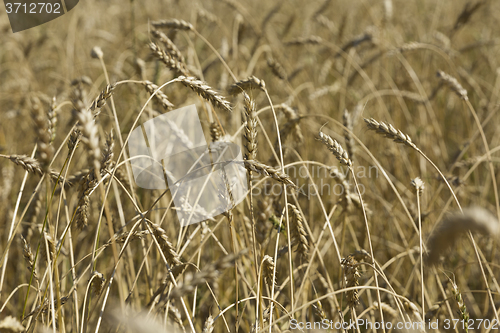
left=1, top=0, right=500, bottom=332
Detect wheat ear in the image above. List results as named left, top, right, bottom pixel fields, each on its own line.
left=426, top=207, right=499, bottom=265
left=20, top=235, right=38, bottom=283
left=23, top=295, right=70, bottom=319
left=167, top=302, right=185, bottom=331
left=91, top=271, right=105, bottom=296
left=285, top=36, right=323, bottom=45
left=228, top=76, right=266, bottom=95
left=101, top=130, right=114, bottom=172
left=5, top=154, right=43, bottom=175
left=0, top=316, right=24, bottom=332
left=74, top=174, right=95, bottom=230
left=169, top=250, right=245, bottom=298
left=197, top=7, right=219, bottom=24
left=47, top=97, right=57, bottom=143
left=149, top=42, right=189, bottom=77
left=364, top=118, right=417, bottom=149
left=31, top=97, right=55, bottom=169
left=437, top=70, right=468, bottom=100
left=373, top=302, right=399, bottom=318
left=267, top=58, right=287, bottom=80
left=152, top=19, right=194, bottom=30
left=89, top=84, right=115, bottom=116
left=262, top=255, right=276, bottom=287
left=449, top=279, right=470, bottom=332
left=73, top=91, right=100, bottom=170
left=288, top=203, right=309, bottom=260
left=1, top=154, right=66, bottom=184
left=210, top=122, right=221, bottom=142
left=147, top=221, right=182, bottom=267
left=341, top=255, right=360, bottom=309
left=243, top=92, right=258, bottom=160
left=176, top=76, right=232, bottom=113
left=343, top=109, right=355, bottom=161
left=243, top=160, right=297, bottom=190
left=151, top=29, right=185, bottom=63
left=201, top=315, right=214, bottom=333
left=276, top=104, right=304, bottom=144
left=364, top=118, right=497, bottom=320
left=317, top=130, right=352, bottom=167
left=142, top=80, right=174, bottom=110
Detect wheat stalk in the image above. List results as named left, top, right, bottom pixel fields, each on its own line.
left=43, top=232, right=56, bottom=264
left=412, top=176, right=425, bottom=321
